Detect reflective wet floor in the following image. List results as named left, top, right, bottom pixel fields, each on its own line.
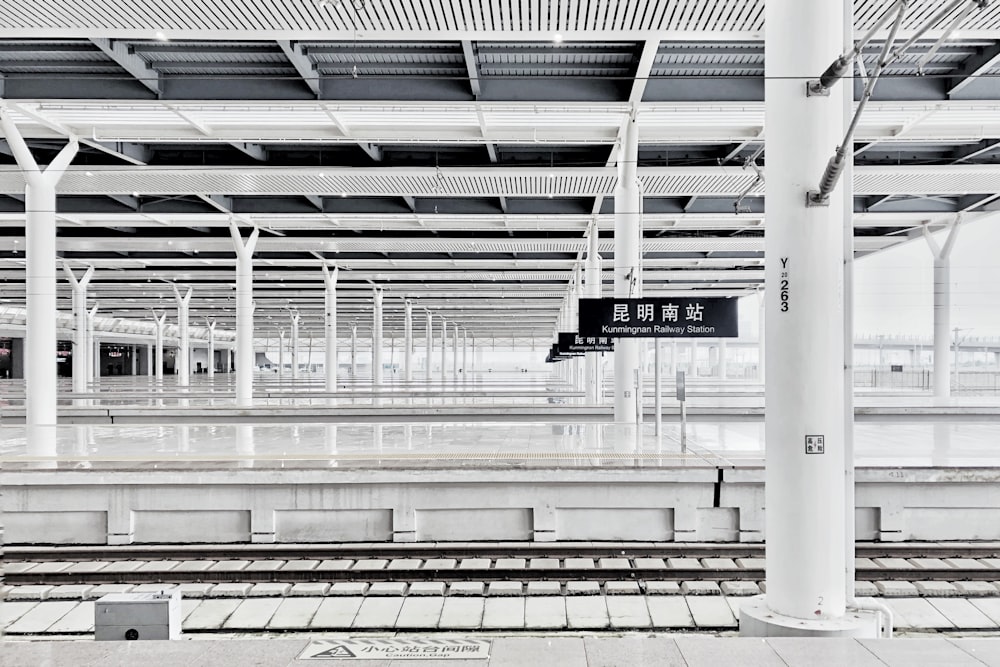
left=3, top=420, right=999, bottom=470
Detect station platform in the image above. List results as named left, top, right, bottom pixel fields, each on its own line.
left=3, top=419, right=1000, bottom=545
left=4, top=634, right=1000, bottom=666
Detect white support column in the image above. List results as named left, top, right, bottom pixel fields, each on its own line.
left=741, top=0, right=875, bottom=638
left=613, top=108, right=642, bottom=423
left=719, top=339, right=728, bottom=379
left=689, top=339, right=698, bottom=376
left=924, top=218, right=962, bottom=402
left=440, top=317, right=447, bottom=383
left=130, top=346, right=137, bottom=376
left=462, top=328, right=468, bottom=381
left=146, top=343, right=154, bottom=378
left=471, top=335, right=477, bottom=377
left=670, top=340, right=678, bottom=376
left=322, top=265, right=339, bottom=391
left=1, top=110, right=78, bottom=443
left=452, top=323, right=459, bottom=381
left=207, top=320, right=217, bottom=378
left=654, top=338, right=662, bottom=434
left=372, top=287, right=383, bottom=386
left=350, top=323, right=358, bottom=377
left=278, top=329, right=286, bottom=380
left=289, top=310, right=301, bottom=380
left=585, top=225, right=603, bottom=404
left=152, top=311, right=166, bottom=381
left=171, top=285, right=192, bottom=387
left=229, top=221, right=260, bottom=408
left=62, top=264, right=95, bottom=397
left=88, top=305, right=100, bottom=383
left=425, top=310, right=433, bottom=382
left=404, top=300, right=413, bottom=383
left=757, top=289, right=766, bottom=382
left=569, top=266, right=583, bottom=400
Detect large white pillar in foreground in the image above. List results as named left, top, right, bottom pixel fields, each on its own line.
left=404, top=300, right=413, bottom=382
left=613, top=109, right=642, bottom=423
left=372, top=287, right=383, bottom=386
left=172, top=285, right=192, bottom=387
left=924, top=219, right=961, bottom=402
left=322, top=265, right=338, bottom=390
left=585, top=226, right=603, bottom=404
left=1, top=111, right=78, bottom=443
left=742, top=0, right=875, bottom=637
left=63, top=264, right=95, bottom=396
left=229, top=222, right=260, bottom=407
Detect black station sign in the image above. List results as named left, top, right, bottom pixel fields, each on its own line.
left=557, top=332, right=614, bottom=353
left=545, top=343, right=569, bottom=363
left=578, top=297, right=739, bottom=338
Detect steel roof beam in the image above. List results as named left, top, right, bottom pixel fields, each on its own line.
left=951, top=139, right=1000, bottom=162
left=461, top=40, right=481, bottom=98
left=277, top=40, right=320, bottom=96
left=153, top=61, right=295, bottom=71
left=948, top=40, right=1000, bottom=97
left=230, top=142, right=268, bottom=161
left=133, top=44, right=283, bottom=55
left=90, top=38, right=161, bottom=95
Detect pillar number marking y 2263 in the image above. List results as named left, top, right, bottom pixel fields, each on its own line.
left=779, top=258, right=789, bottom=312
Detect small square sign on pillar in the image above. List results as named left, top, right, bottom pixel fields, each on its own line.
left=805, top=435, right=825, bottom=454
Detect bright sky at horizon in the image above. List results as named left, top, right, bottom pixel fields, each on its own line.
left=854, top=216, right=1000, bottom=339
left=736, top=215, right=1000, bottom=340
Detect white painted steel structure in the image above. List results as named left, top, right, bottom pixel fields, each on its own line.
left=230, top=223, right=259, bottom=407
left=925, top=219, right=963, bottom=401
left=63, top=264, right=94, bottom=396
left=614, top=111, right=642, bottom=424
left=740, top=0, right=877, bottom=639
left=322, top=264, right=338, bottom=391
left=171, top=285, right=192, bottom=387
left=372, top=287, right=383, bottom=386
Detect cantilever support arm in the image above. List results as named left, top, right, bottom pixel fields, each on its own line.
left=1, top=106, right=78, bottom=186
left=62, top=264, right=95, bottom=290
left=922, top=213, right=963, bottom=260
left=171, top=284, right=193, bottom=306
left=228, top=219, right=260, bottom=258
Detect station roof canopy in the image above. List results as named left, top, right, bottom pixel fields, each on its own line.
left=2, top=0, right=1000, bottom=339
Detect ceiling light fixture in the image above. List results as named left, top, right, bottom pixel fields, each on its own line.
left=553, top=33, right=563, bottom=44
left=154, top=31, right=168, bottom=42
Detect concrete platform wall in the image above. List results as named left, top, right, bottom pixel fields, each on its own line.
left=4, top=467, right=1000, bottom=545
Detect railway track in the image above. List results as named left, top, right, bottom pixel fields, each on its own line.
left=6, top=542, right=1000, bottom=587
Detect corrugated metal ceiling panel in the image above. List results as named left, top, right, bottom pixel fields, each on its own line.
left=2, top=165, right=999, bottom=197
left=5, top=0, right=1000, bottom=37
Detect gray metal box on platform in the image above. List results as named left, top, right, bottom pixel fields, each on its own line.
left=95, top=591, right=181, bottom=641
